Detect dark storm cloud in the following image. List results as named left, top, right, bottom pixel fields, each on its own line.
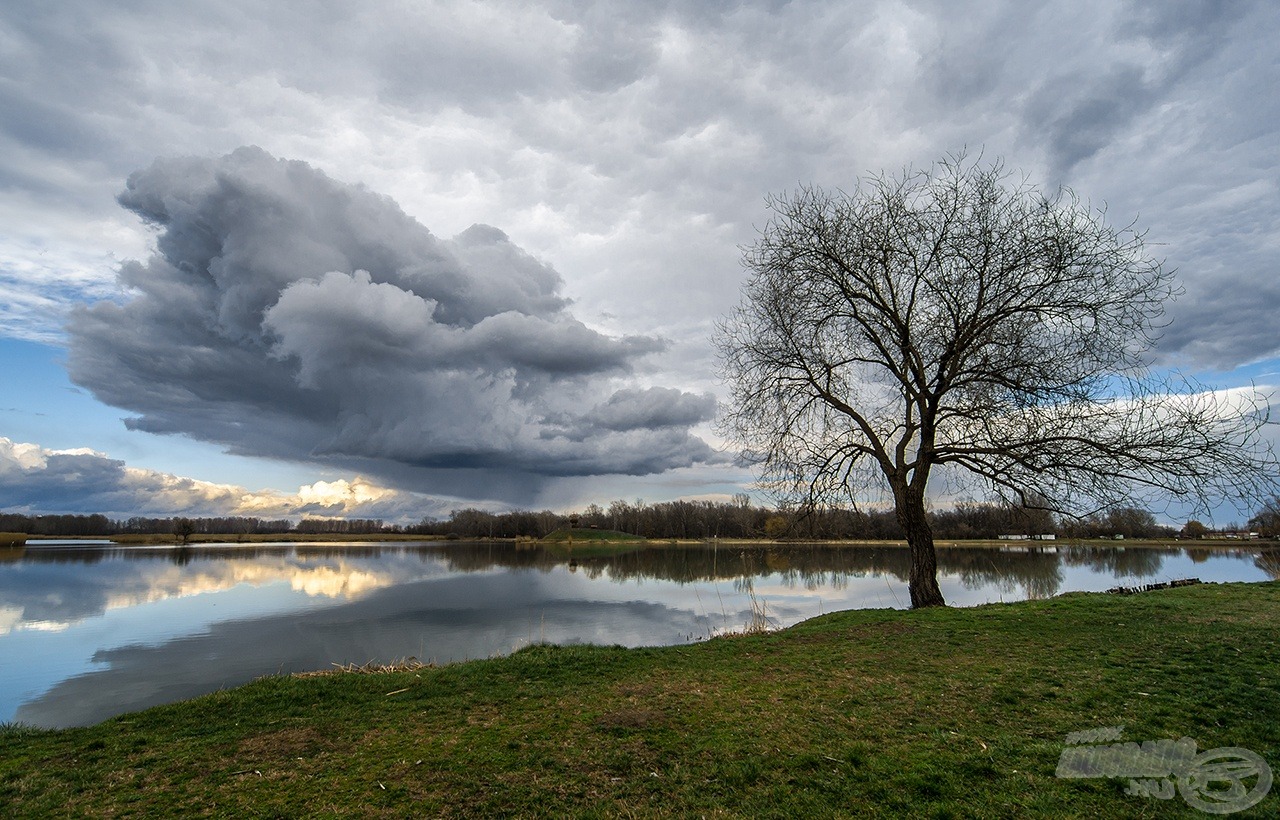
left=261, top=270, right=663, bottom=379
left=583, top=387, right=718, bottom=432
left=65, top=149, right=720, bottom=495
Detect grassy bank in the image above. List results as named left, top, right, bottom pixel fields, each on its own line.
left=540, top=527, right=646, bottom=543
left=3, top=583, right=1277, bottom=817
left=538, top=528, right=648, bottom=557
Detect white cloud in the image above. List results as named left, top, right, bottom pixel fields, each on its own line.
left=0, top=553, right=440, bottom=635
left=0, top=437, right=450, bottom=522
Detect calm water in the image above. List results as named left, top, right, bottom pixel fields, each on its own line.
left=1, top=541, right=1275, bottom=728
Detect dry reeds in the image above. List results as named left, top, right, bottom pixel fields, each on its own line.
left=291, top=657, right=434, bottom=678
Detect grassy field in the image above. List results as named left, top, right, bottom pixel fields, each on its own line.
left=538, top=528, right=649, bottom=556
left=2, top=582, right=1277, bottom=817
left=540, top=527, right=647, bottom=543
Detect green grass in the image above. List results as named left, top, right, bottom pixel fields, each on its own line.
left=3, top=583, right=1278, bottom=817
left=541, top=527, right=647, bottom=543
left=539, top=528, right=648, bottom=557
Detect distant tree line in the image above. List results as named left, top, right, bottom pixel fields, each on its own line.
left=0, top=513, right=390, bottom=537
left=406, top=496, right=771, bottom=540
left=293, top=518, right=394, bottom=534
left=0, top=513, right=119, bottom=536
left=120, top=516, right=297, bottom=535
left=14, top=497, right=1276, bottom=541
left=407, top=496, right=1179, bottom=541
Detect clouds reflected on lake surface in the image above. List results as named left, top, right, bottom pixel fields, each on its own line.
left=1, top=541, right=1274, bottom=728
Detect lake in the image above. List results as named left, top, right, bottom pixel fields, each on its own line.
left=1, top=540, right=1275, bottom=728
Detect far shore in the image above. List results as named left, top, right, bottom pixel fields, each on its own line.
left=15, top=533, right=1276, bottom=550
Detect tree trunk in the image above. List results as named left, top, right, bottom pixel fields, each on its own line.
left=894, top=484, right=946, bottom=608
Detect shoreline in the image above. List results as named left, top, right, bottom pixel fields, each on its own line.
left=17, top=533, right=1276, bottom=550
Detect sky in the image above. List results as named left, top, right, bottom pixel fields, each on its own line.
left=1, top=0, right=1278, bottom=525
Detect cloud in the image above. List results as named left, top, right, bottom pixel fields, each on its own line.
left=1014, top=2, right=1248, bottom=178
left=581, top=387, right=718, bottom=432
left=901, top=0, right=1280, bottom=369
left=0, top=437, right=446, bottom=522
left=64, top=149, right=720, bottom=499
left=0, top=550, right=452, bottom=641
left=0, top=0, right=1276, bottom=514
left=12, top=572, right=712, bottom=728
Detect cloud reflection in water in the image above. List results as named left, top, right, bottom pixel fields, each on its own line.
left=1, top=542, right=1273, bottom=728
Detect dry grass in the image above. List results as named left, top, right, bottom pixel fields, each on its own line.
left=291, top=657, right=434, bottom=678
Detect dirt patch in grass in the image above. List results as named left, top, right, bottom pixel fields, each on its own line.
left=594, top=708, right=668, bottom=732
left=236, top=726, right=337, bottom=760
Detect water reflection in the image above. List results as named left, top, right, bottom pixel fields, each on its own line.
left=1256, top=550, right=1280, bottom=579
left=0, top=542, right=1274, bottom=728
left=0, top=545, right=446, bottom=634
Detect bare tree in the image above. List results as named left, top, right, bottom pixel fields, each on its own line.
left=716, top=153, right=1276, bottom=608
left=173, top=517, right=195, bottom=546
left=1248, top=497, right=1280, bottom=538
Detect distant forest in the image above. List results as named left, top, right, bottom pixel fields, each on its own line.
left=0, top=497, right=1204, bottom=541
